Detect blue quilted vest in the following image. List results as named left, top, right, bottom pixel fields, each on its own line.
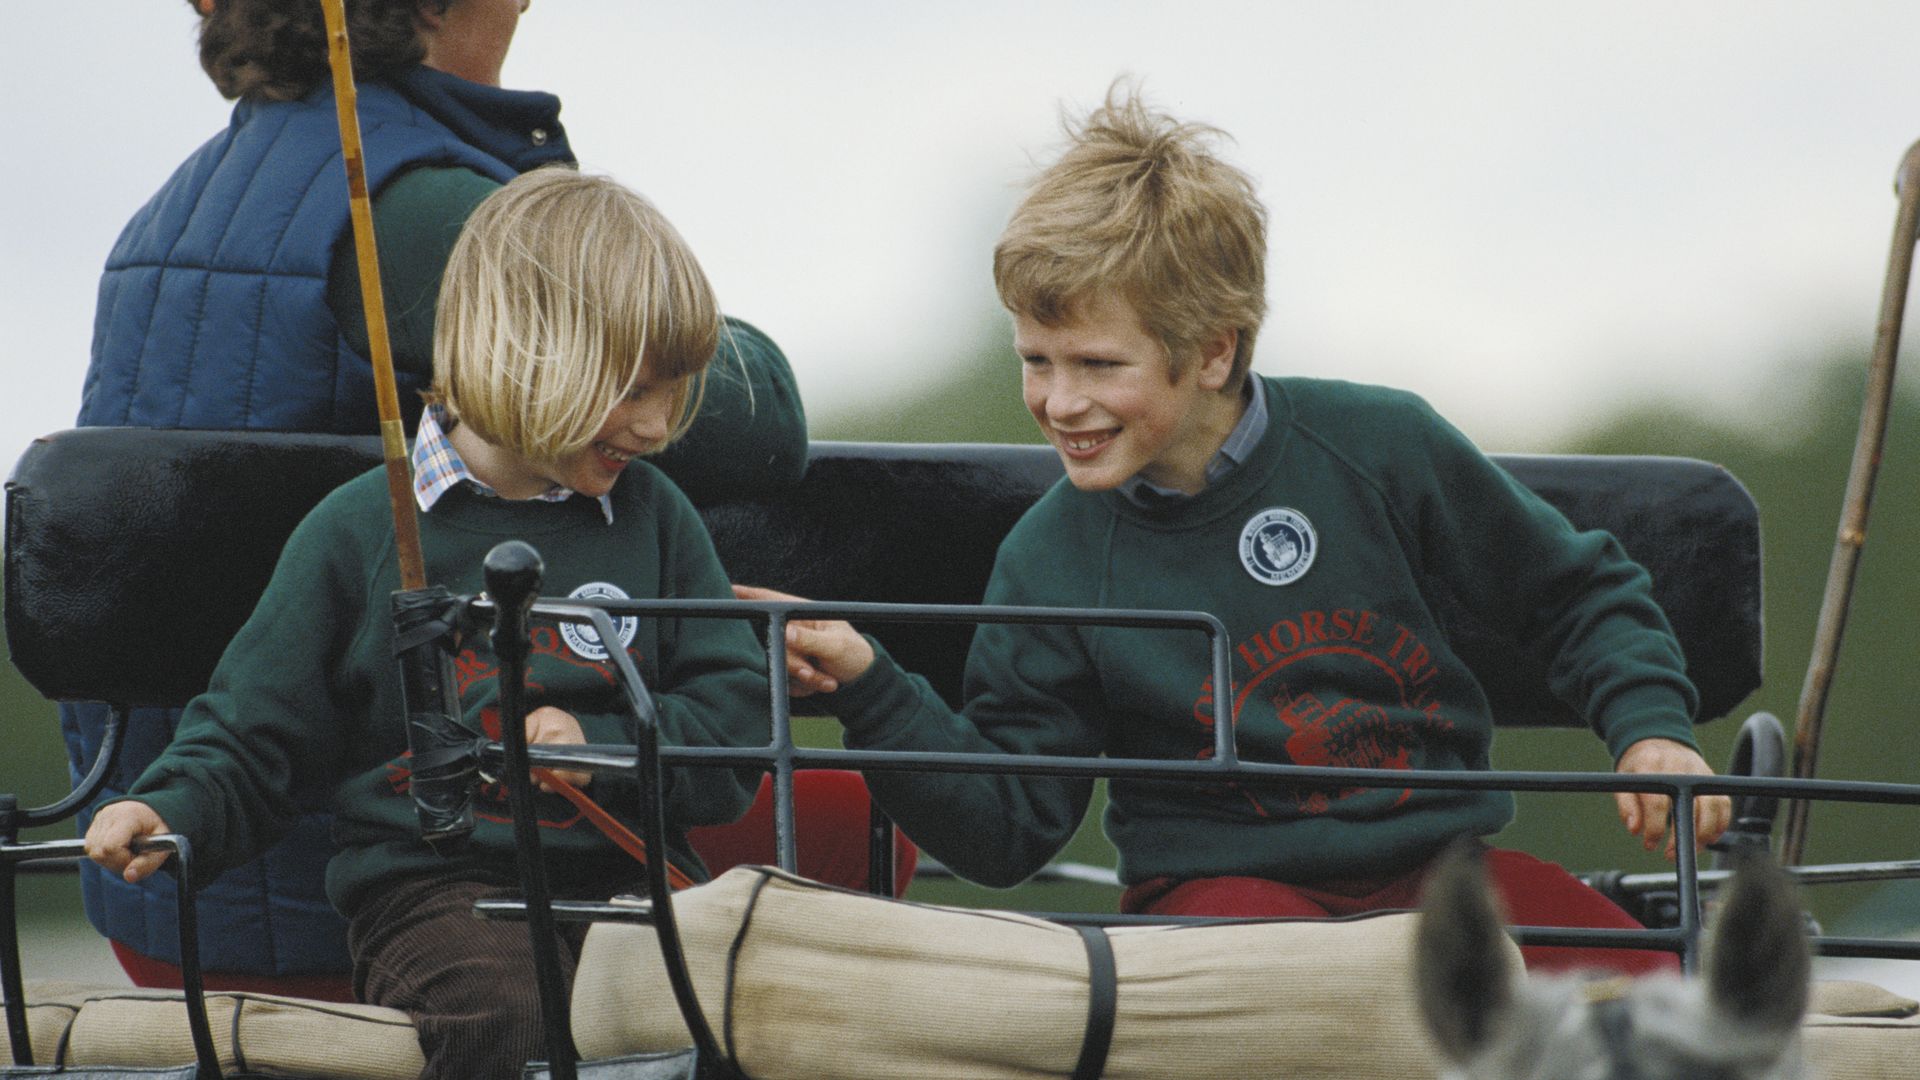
left=66, top=66, right=572, bottom=976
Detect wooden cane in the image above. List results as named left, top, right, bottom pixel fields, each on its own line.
left=319, top=0, right=426, bottom=591
left=1778, top=137, right=1920, bottom=867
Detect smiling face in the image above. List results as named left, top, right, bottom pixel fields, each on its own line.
left=451, top=370, right=679, bottom=500
left=537, top=374, right=679, bottom=497
left=1016, top=290, right=1242, bottom=494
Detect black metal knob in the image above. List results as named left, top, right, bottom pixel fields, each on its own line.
left=484, top=540, right=544, bottom=615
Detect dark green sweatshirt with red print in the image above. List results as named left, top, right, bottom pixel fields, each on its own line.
left=123, top=464, right=767, bottom=918
left=823, top=376, right=1699, bottom=888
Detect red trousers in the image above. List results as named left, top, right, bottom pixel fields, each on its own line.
left=688, top=770, right=918, bottom=897
left=1121, top=845, right=1678, bottom=976
left=112, top=769, right=915, bottom=1001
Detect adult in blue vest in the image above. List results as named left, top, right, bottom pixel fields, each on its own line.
left=69, top=0, right=812, bottom=999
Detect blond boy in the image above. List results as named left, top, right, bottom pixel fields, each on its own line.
left=88, top=169, right=767, bottom=1079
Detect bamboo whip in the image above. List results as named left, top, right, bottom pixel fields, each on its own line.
left=320, top=0, right=427, bottom=591
left=1779, top=138, right=1920, bottom=867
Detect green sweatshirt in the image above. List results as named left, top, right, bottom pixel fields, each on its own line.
left=126, top=463, right=769, bottom=918
left=825, top=377, right=1699, bottom=888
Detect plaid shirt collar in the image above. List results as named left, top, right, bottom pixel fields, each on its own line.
left=413, top=405, right=615, bottom=524
left=1117, top=377, right=1268, bottom=508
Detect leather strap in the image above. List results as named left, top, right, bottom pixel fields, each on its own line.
left=1071, top=925, right=1117, bottom=1080
left=534, top=769, right=696, bottom=890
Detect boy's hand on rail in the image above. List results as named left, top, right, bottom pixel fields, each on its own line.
left=85, top=801, right=174, bottom=884
left=732, top=584, right=875, bottom=696
left=1613, top=738, right=1732, bottom=860
left=527, top=706, right=592, bottom=791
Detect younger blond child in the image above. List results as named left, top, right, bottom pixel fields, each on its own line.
left=88, top=168, right=768, bottom=1079
left=745, top=85, right=1732, bottom=976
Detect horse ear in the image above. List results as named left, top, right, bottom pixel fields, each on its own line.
left=1705, top=853, right=1811, bottom=1034
left=1416, top=840, right=1516, bottom=1063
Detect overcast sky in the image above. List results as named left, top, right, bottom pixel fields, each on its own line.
left=6, top=1, right=1920, bottom=458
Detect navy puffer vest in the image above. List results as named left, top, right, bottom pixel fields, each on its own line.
left=80, top=66, right=569, bottom=432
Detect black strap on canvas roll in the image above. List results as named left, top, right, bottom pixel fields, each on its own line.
left=1071, top=925, right=1117, bottom=1080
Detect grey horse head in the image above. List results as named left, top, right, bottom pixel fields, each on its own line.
left=1414, top=843, right=1811, bottom=1080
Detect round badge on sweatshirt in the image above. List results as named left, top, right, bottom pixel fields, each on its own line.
left=558, top=582, right=639, bottom=661
left=1239, top=508, right=1317, bottom=586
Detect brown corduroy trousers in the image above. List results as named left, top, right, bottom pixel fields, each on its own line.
left=349, top=872, right=603, bottom=1080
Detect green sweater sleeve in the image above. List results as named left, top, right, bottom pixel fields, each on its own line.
left=1399, top=397, right=1700, bottom=760
left=328, top=165, right=499, bottom=378
left=825, top=547, right=1102, bottom=889
left=125, top=501, right=369, bottom=888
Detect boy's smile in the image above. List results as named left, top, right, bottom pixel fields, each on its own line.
left=550, top=381, right=675, bottom=498
left=1015, top=291, right=1243, bottom=494
left=451, top=373, right=677, bottom=500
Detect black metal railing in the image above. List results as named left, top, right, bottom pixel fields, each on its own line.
left=6, top=545, right=1918, bottom=1079
left=462, top=552, right=1920, bottom=1080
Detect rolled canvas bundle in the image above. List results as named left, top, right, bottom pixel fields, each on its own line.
left=0, top=983, right=424, bottom=1078
left=4, top=867, right=1914, bottom=1078
left=574, top=868, right=1920, bottom=1079
left=571, top=865, right=1477, bottom=1079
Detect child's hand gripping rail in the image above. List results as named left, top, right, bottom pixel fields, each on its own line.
left=390, top=558, right=700, bottom=892
left=0, top=833, right=220, bottom=1078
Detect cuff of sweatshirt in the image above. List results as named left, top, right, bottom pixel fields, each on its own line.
left=111, top=789, right=209, bottom=885
left=572, top=710, right=633, bottom=750
left=122, top=787, right=203, bottom=842
left=817, top=637, right=924, bottom=740
left=1598, top=685, right=1701, bottom=762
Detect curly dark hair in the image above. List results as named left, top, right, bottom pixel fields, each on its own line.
left=191, top=0, right=453, bottom=102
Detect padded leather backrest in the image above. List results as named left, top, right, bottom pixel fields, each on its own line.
left=5, top=429, right=1761, bottom=726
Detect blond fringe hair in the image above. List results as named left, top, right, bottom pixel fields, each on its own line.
left=432, top=168, right=719, bottom=462
left=994, top=81, right=1268, bottom=387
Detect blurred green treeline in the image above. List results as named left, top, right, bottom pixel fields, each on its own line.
left=3, top=347, right=1916, bottom=932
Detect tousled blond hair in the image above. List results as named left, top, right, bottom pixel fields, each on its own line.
left=994, top=82, right=1268, bottom=388
left=432, top=168, right=719, bottom=462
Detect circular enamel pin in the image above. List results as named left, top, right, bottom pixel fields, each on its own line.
left=1238, top=507, right=1317, bottom=586
left=559, top=581, right=639, bottom=661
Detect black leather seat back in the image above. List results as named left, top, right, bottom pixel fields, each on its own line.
left=5, top=430, right=1761, bottom=726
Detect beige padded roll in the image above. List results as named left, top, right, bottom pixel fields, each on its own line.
left=0, top=981, right=94, bottom=1064
left=571, top=865, right=1479, bottom=1079
left=1804, top=979, right=1920, bottom=1080
left=65, top=989, right=423, bottom=1078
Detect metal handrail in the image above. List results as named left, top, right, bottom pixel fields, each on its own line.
left=10, top=584, right=1917, bottom=1078
left=471, top=583, right=1920, bottom=1073
left=0, top=834, right=217, bottom=1078
left=1, top=706, right=128, bottom=832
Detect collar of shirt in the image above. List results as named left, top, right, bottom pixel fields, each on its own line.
left=1116, top=377, right=1269, bottom=508
left=413, top=405, right=615, bottom=524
